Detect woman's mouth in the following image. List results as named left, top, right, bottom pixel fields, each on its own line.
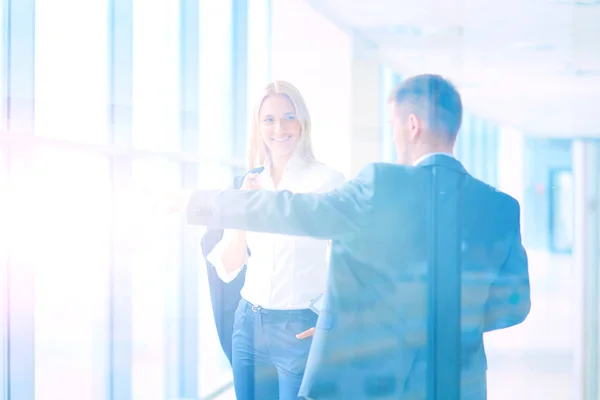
left=271, top=135, right=292, bottom=143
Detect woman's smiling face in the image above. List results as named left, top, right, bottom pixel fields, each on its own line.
left=259, top=94, right=302, bottom=160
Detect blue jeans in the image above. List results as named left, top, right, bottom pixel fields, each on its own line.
left=232, top=299, right=318, bottom=400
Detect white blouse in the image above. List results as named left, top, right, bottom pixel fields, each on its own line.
left=206, top=155, right=345, bottom=310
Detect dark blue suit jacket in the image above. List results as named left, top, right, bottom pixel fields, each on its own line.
left=188, top=156, right=531, bottom=399
left=199, top=166, right=264, bottom=365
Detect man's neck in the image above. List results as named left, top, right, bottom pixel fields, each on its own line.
left=410, top=148, right=454, bottom=165
left=410, top=144, right=454, bottom=165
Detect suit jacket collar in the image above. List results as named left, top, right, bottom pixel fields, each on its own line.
left=415, top=153, right=467, bottom=174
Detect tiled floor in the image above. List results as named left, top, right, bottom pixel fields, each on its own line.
left=485, top=250, right=575, bottom=399
left=487, top=350, right=573, bottom=400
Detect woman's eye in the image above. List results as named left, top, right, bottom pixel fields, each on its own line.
left=285, top=115, right=296, bottom=120
left=263, top=117, right=274, bottom=124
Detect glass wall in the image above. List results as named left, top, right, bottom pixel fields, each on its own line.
left=0, top=0, right=270, bottom=399
left=195, top=3, right=237, bottom=394
left=32, top=150, right=111, bottom=400
left=35, top=0, right=109, bottom=144
left=131, top=0, right=181, bottom=152
left=197, top=0, right=233, bottom=188
left=33, top=2, right=111, bottom=398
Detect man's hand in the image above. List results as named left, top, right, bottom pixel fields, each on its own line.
left=152, top=189, right=193, bottom=216
left=296, top=327, right=315, bottom=339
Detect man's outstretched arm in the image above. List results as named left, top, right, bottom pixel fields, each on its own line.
left=186, top=164, right=377, bottom=240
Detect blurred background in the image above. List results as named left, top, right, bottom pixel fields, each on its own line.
left=0, top=0, right=599, bottom=399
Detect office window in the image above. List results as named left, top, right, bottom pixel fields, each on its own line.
left=2, top=0, right=258, bottom=397
left=196, top=1, right=236, bottom=396
left=35, top=0, right=108, bottom=143
left=32, top=148, right=111, bottom=400
left=131, top=159, right=180, bottom=399
left=549, top=169, right=574, bottom=253
left=197, top=247, right=233, bottom=399
left=131, top=0, right=180, bottom=151
left=198, top=0, right=234, bottom=187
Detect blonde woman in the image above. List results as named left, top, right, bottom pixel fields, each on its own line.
left=201, top=81, right=344, bottom=400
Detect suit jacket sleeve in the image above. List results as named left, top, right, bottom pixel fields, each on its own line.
left=484, top=203, right=531, bottom=332
left=187, top=164, right=377, bottom=241
left=199, top=174, right=246, bottom=260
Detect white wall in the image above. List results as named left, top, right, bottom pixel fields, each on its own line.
left=270, top=0, right=353, bottom=176
left=349, top=43, right=382, bottom=175
left=497, top=126, right=525, bottom=228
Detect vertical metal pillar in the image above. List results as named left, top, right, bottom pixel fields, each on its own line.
left=3, top=0, right=36, bottom=398
left=572, top=139, right=600, bottom=400
left=107, top=0, right=133, bottom=398
left=177, top=0, right=200, bottom=396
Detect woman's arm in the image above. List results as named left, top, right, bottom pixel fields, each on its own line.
left=203, top=171, right=261, bottom=282
left=205, top=229, right=248, bottom=283
left=219, top=230, right=248, bottom=273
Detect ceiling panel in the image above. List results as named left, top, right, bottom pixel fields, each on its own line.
left=309, top=0, right=600, bottom=136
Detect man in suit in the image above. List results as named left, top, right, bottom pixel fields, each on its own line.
left=185, top=74, right=531, bottom=399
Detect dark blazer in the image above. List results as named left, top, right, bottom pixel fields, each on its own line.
left=199, top=166, right=264, bottom=365
left=188, top=155, right=531, bottom=399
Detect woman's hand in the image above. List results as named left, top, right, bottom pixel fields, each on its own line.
left=240, top=172, right=261, bottom=191
left=296, top=327, right=315, bottom=339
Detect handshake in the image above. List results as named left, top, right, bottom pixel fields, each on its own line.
left=151, top=189, right=193, bottom=217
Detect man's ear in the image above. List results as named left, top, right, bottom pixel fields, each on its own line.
left=408, top=113, right=421, bottom=141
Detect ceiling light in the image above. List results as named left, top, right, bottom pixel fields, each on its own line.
left=550, top=0, right=600, bottom=6
left=514, top=42, right=553, bottom=51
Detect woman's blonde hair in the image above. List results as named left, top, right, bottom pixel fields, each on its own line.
left=247, top=80, right=316, bottom=169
